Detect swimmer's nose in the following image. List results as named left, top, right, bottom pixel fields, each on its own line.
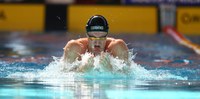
left=94, top=40, right=101, bottom=45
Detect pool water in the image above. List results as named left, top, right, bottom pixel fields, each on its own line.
left=0, top=32, right=200, bottom=99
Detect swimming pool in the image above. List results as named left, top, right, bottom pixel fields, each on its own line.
left=1, top=32, right=200, bottom=99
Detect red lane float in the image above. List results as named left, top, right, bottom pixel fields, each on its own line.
left=163, top=26, right=200, bottom=55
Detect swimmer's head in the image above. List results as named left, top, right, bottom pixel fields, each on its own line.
left=86, top=15, right=109, bottom=37
left=86, top=15, right=108, bottom=55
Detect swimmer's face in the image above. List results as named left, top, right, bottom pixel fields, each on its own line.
left=87, top=32, right=107, bottom=55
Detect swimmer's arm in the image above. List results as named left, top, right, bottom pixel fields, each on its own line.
left=106, top=39, right=130, bottom=73
left=62, top=40, right=84, bottom=63
left=107, top=39, right=129, bottom=63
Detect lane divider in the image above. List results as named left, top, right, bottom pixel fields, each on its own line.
left=163, top=26, right=200, bottom=55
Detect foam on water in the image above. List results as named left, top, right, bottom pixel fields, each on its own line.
left=6, top=50, right=187, bottom=81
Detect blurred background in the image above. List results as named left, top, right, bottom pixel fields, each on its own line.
left=0, top=0, right=200, bottom=74
left=0, top=0, right=199, bottom=35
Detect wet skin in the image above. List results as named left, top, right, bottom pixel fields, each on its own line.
left=63, top=32, right=129, bottom=64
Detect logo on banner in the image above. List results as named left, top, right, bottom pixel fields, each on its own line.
left=181, top=13, right=200, bottom=24
left=0, top=10, right=6, bottom=21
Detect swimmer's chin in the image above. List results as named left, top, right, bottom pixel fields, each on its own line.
left=93, top=52, right=101, bottom=56
left=91, top=49, right=103, bottom=56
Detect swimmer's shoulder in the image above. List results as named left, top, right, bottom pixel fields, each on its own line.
left=106, top=37, right=115, bottom=46
left=106, top=37, right=125, bottom=43
left=77, top=38, right=88, bottom=44
left=64, top=38, right=88, bottom=50
left=107, top=37, right=114, bottom=41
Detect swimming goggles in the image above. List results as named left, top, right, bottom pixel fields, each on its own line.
left=87, top=31, right=108, bottom=38
left=89, top=37, right=106, bottom=40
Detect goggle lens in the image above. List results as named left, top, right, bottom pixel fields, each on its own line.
left=89, top=37, right=106, bottom=40
left=87, top=32, right=108, bottom=38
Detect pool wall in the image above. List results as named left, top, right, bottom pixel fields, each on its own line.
left=0, top=3, right=200, bottom=35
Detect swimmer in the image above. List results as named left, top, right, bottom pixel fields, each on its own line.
left=63, top=15, right=129, bottom=72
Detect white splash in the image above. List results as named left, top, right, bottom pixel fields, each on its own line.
left=7, top=50, right=187, bottom=81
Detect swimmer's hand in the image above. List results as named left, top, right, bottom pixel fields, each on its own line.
left=77, top=55, right=94, bottom=72
left=99, top=52, right=112, bottom=71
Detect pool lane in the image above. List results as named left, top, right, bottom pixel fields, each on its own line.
left=0, top=32, right=200, bottom=68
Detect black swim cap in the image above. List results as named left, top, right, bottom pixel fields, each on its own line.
left=86, top=15, right=109, bottom=33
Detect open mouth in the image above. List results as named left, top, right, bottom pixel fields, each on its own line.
left=94, top=45, right=100, bottom=48
left=94, top=45, right=101, bottom=52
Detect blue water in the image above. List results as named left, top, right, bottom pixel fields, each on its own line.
left=1, top=55, right=200, bottom=99
left=1, top=33, right=200, bottom=99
